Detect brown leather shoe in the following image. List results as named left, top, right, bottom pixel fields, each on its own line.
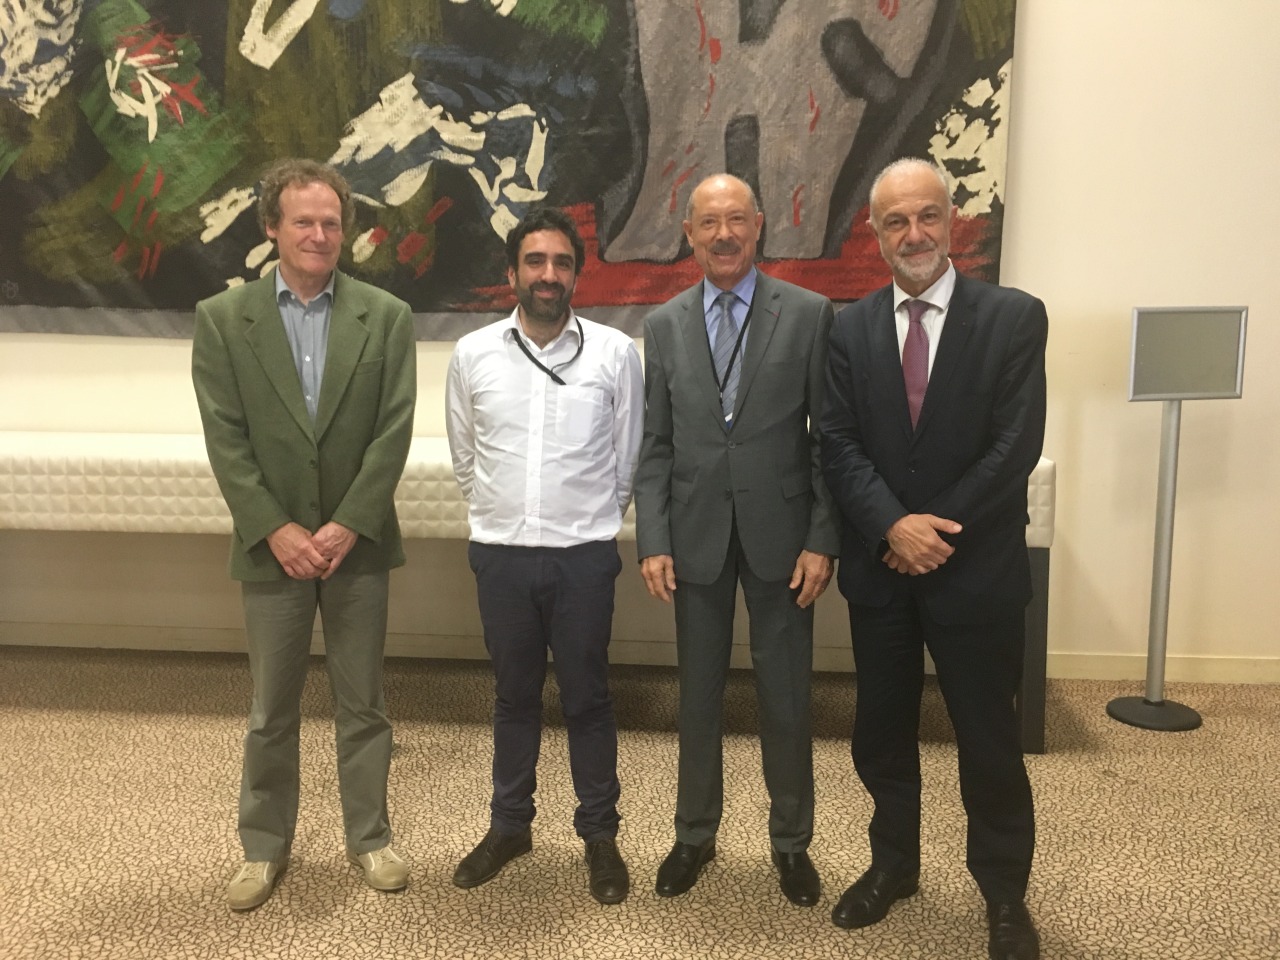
left=987, top=900, right=1040, bottom=960
left=452, top=827, right=532, bottom=888
left=584, top=839, right=630, bottom=904
left=654, top=839, right=715, bottom=897
left=831, top=866, right=919, bottom=929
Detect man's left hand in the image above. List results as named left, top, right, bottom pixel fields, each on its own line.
left=789, top=550, right=833, bottom=608
left=312, top=522, right=358, bottom=580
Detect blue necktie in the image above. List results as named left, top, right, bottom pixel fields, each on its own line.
left=711, top=291, right=740, bottom=424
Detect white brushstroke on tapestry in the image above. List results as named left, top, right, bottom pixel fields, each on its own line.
left=104, top=41, right=183, bottom=143
left=331, top=72, right=547, bottom=238
left=199, top=187, right=256, bottom=243
left=0, top=0, right=84, bottom=117
left=929, top=60, right=1011, bottom=217
left=240, top=0, right=323, bottom=70
left=448, top=0, right=519, bottom=17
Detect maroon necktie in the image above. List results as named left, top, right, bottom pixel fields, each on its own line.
left=902, top=299, right=930, bottom=428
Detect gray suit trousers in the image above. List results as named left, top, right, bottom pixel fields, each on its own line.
left=672, top=522, right=815, bottom=852
left=238, top=570, right=393, bottom=861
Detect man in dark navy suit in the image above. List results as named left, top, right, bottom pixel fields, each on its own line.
left=820, top=158, right=1047, bottom=960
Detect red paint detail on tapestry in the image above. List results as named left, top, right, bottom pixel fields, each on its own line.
left=453, top=205, right=994, bottom=308
left=151, top=167, right=164, bottom=198
left=368, top=226, right=390, bottom=245
left=113, top=241, right=129, bottom=263
left=160, top=95, right=185, bottom=125
left=131, top=196, right=147, bottom=229
left=685, top=142, right=695, bottom=155
left=809, top=88, right=821, bottom=132
left=167, top=77, right=207, bottom=115
left=662, top=160, right=676, bottom=178
left=131, top=163, right=148, bottom=192
left=111, top=185, right=126, bottom=212
left=696, top=1, right=707, bottom=52
left=669, top=165, right=700, bottom=212
left=879, top=0, right=900, bottom=20
left=414, top=253, right=435, bottom=279
left=709, top=38, right=722, bottom=64
left=792, top=185, right=805, bottom=226
left=704, top=73, right=715, bottom=115
left=146, top=210, right=158, bottom=233
left=424, top=197, right=453, bottom=225
left=397, top=232, right=427, bottom=263
left=136, top=246, right=150, bottom=279
left=148, top=243, right=162, bottom=278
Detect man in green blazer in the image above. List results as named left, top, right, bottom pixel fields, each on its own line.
left=192, top=159, right=416, bottom=911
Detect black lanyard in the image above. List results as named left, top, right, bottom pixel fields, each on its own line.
left=513, top=317, right=584, bottom=385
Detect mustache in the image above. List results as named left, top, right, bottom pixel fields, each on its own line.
left=530, top=282, right=566, bottom=296
left=709, top=240, right=741, bottom=256
left=898, top=240, right=937, bottom=256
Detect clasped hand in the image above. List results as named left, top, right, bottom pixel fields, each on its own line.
left=883, top=513, right=962, bottom=576
left=266, top=521, right=357, bottom=580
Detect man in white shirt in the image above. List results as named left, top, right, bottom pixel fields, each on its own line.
left=445, top=207, right=644, bottom=905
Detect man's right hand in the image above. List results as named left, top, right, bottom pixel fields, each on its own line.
left=884, top=514, right=962, bottom=575
left=640, top=554, right=677, bottom=603
left=266, top=522, right=330, bottom=580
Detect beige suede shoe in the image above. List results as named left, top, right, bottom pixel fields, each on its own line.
left=349, top=845, right=409, bottom=891
left=226, top=859, right=286, bottom=911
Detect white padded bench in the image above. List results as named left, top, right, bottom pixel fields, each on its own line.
left=0, top=432, right=1054, bottom=751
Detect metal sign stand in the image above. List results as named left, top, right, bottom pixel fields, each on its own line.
left=1106, top=399, right=1202, bottom=731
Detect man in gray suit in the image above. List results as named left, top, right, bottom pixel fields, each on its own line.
left=634, top=173, right=840, bottom=906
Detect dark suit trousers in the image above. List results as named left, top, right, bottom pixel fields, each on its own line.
left=848, top=581, right=1035, bottom=902
left=469, top=540, right=622, bottom=841
left=673, top=523, right=815, bottom=852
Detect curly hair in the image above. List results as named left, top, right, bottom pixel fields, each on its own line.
left=256, top=158, right=356, bottom=236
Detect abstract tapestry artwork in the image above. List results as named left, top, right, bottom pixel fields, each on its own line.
left=0, top=0, right=1019, bottom=337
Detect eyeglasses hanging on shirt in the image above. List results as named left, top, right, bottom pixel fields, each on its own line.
left=512, top=317, right=584, bottom=385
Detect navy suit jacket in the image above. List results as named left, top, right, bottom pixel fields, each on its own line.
left=820, top=272, right=1047, bottom=624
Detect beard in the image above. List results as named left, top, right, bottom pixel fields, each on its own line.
left=515, top=280, right=572, bottom=327
left=891, top=241, right=948, bottom=288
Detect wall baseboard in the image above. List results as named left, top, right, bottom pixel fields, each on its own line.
left=2, top=622, right=1276, bottom=684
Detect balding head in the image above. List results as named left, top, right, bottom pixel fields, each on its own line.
left=867, top=158, right=955, bottom=296
left=683, top=174, right=764, bottom=291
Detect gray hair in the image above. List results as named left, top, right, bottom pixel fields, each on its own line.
left=685, top=173, right=760, bottom=222
left=868, top=158, right=952, bottom=226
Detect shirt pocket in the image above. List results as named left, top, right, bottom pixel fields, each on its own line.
left=555, top=384, right=607, bottom=445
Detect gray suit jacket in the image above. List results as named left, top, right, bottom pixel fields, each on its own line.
left=192, top=271, right=417, bottom=581
left=634, top=272, right=840, bottom=584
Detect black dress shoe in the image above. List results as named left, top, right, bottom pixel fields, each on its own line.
left=451, top=827, right=532, bottom=888
left=771, top=849, right=821, bottom=907
left=830, top=866, right=920, bottom=929
left=987, top=900, right=1040, bottom=960
left=654, top=839, right=716, bottom=897
left=584, top=839, right=630, bottom=905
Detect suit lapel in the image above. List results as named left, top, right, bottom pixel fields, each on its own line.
left=865, top=287, right=913, bottom=438
left=914, top=273, right=975, bottom=438
left=242, top=275, right=314, bottom=440
left=679, top=282, right=727, bottom=425
left=314, top=272, right=369, bottom=441
left=732, top=271, right=779, bottom=423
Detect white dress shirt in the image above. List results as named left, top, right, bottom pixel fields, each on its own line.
left=446, top=309, right=645, bottom=547
left=892, top=260, right=957, bottom=376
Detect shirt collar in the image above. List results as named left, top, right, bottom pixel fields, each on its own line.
left=275, top=268, right=335, bottom=305
left=504, top=307, right=582, bottom=350
left=892, top=260, right=956, bottom=314
left=703, top=266, right=758, bottom=316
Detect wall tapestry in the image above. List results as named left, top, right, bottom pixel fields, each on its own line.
left=0, top=0, right=1018, bottom=337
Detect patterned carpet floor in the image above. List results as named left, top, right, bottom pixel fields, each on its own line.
left=1, top=646, right=1277, bottom=959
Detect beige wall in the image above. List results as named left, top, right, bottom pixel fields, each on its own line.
left=2, top=2, right=1276, bottom=681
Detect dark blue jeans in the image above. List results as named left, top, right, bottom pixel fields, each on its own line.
left=469, top=539, right=623, bottom=841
